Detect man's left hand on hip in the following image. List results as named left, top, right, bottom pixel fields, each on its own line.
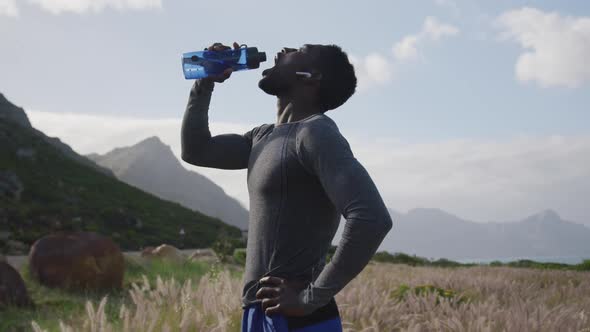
left=256, top=276, right=309, bottom=317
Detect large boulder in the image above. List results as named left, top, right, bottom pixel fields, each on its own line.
left=140, top=246, right=156, bottom=257
left=188, top=248, right=217, bottom=263
left=0, top=262, right=34, bottom=309
left=141, top=244, right=185, bottom=263
left=28, top=232, right=124, bottom=291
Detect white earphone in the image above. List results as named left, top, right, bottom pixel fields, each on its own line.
left=295, top=71, right=312, bottom=78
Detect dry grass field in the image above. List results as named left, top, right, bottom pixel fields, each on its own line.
left=25, top=262, right=590, bottom=332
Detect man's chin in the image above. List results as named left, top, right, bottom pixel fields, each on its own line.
left=258, top=77, right=279, bottom=96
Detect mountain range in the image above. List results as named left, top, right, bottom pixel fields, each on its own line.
left=87, top=132, right=590, bottom=261
left=0, top=93, right=241, bottom=253
left=3, top=91, right=589, bottom=260
left=376, top=208, right=590, bottom=260
left=0, top=94, right=114, bottom=177
left=87, top=137, right=249, bottom=230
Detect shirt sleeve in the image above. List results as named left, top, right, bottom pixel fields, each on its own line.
left=181, top=79, right=259, bottom=170
left=294, top=119, right=393, bottom=313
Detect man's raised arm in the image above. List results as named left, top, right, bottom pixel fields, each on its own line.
left=181, top=77, right=254, bottom=169
left=181, top=41, right=261, bottom=169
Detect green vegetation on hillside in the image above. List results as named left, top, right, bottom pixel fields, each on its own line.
left=0, top=119, right=241, bottom=251
left=371, top=250, right=590, bottom=271
left=490, top=258, right=590, bottom=271
left=372, top=251, right=472, bottom=267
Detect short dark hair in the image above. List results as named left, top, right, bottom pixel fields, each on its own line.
left=309, top=45, right=357, bottom=111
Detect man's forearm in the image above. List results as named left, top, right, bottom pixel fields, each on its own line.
left=298, top=213, right=392, bottom=313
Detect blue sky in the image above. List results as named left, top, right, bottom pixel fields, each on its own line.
left=1, top=0, right=589, bottom=225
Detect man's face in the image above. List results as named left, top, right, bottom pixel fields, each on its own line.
left=258, top=45, right=317, bottom=96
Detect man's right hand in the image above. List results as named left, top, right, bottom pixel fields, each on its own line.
left=202, top=41, right=241, bottom=84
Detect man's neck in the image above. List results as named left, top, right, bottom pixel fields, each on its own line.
left=275, top=97, right=322, bottom=126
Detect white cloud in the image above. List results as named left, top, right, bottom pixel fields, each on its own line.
left=391, top=35, right=419, bottom=61
left=423, top=16, right=460, bottom=40
left=27, top=111, right=590, bottom=225
left=349, top=53, right=394, bottom=90
left=28, top=0, right=162, bottom=14
left=349, top=16, right=458, bottom=91
left=496, top=7, right=590, bottom=88
left=393, top=16, right=459, bottom=61
left=0, top=0, right=18, bottom=17
left=350, top=134, right=590, bottom=224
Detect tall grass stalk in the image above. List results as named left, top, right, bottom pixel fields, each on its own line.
left=32, top=270, right=242, bottom=332
left=31, top=264, right=590, bottom=331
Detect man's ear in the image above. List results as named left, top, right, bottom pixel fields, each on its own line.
left=296, top=71, right=322, bottom=86
left=310, top=71, right=322, bottom=81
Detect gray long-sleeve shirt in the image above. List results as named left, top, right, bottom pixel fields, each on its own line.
left=181, top=79, right=393, bottom=314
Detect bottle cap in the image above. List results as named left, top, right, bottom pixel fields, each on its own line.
left=246, top=47, right=267, bottom=69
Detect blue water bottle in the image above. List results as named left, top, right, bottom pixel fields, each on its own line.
left=182, top=45, right=267, bottom=79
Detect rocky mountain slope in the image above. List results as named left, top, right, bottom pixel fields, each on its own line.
left=88, top=137, right=249, bottom=230
left=0, top=93, right=241, bottom=254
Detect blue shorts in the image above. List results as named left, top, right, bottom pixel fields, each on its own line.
left=241, top=298, right=343, bottom=332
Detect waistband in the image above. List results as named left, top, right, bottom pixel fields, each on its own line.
left=243, top=297, right=340, bottom=330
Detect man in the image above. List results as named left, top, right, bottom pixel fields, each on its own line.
left=181, top=42, right=393, bottom=332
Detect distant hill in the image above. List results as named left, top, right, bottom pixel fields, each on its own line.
left=87, top=137, right=249, bottom=230
left=0, top=93, right=114, bottom=177
left=380, top=208, right=590, bottom=260
left=0, top=93, right=241, bottom=253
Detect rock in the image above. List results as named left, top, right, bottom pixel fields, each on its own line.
left=0, top=171, right=23, bottom=201
left=188, top=248, right=217, bottom=263
left=28, top=232, right=124, bottom=291
left=0, top=262, right=34, bottom=308
left=140, top=246, right=156, bottom=257
left=142, top=244, right=185, bottom=263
